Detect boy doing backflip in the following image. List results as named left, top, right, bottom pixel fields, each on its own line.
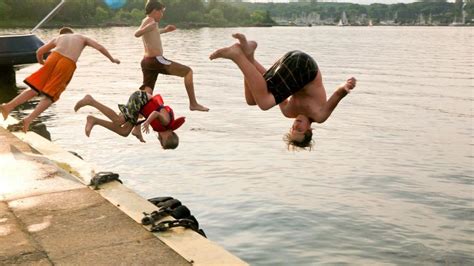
left=0, top=27, right=120, bottom=132
left=74, top=87, right=185, bottom=150
left=210, top=33, right=357, bottom=149
left=135, top=0, right=208, bottom=112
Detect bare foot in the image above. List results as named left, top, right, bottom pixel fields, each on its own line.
left=85, top=115, right=96, bottom=137
left=74, top=95, right=94, bottom=112
left=132, top=126, right=146, bottom=143
left=232, top=33, right=257, bottom=60
left=22, top=119, right=31, bottom=133
left=209, top=43, right=244, bottom=61
left=340, top=77, right=357, bottom=93
left=0, top=104, right=9, bottom=120
left=190, top=103, right=209, bottom=112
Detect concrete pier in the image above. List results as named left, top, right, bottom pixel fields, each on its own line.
left=0, top=120, right=247, bottom=265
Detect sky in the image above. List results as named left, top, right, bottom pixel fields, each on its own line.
left=246, top=0, right=455, bottom=4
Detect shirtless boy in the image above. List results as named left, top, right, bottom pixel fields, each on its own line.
left=0, top=27, right=120, bottom=132
left=135, top=0, right=208, bottom=112
left=210, top=33, right=357, bottom=149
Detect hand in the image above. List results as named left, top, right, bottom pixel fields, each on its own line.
left=142, top=121, right=150, bottom=134
left=111, top=58, right=120, bottom=64
left=342, top=77, right=357, bottom=93
left=164, top=25, right=176, bottom=33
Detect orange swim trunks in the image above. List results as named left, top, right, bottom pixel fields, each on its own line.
left=24, top=51, right=77, bottom=102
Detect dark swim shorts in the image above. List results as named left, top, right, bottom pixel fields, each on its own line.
left=118, top=90, right=149, bottom=125
left=141, top=56, right=191, bottom=91
left=263, top=50, right=318, bottom=104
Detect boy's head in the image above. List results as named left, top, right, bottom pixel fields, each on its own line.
left=158, top=130, right=179, bottom=150
left=59, top=27, right=74, bottom=35
left=284, top=115, right=314, bottom=150
left=145, top=0, right=165, bottom=15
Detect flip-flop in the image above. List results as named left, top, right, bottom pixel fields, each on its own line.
left=89, top=172, right=122, bottom=190
left=6, top=121, right=25, bottom=132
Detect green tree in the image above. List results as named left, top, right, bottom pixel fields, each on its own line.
left=130, top=8, right=143, bottom=23
left=0, top=2, right=12, bottom=20
left=95, top=6, right=109, bottom=23
left=186, top=11, right=204, bottom=22
left=206, top=8, right=228, bottom=26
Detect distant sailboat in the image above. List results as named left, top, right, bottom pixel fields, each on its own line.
left=338, top=11, right=349, bottom=26
left=450, top=1, right=467, bottom=26
left=418, top=13, right=426, bottom=25
left=368, top=19, right=373, bottom=26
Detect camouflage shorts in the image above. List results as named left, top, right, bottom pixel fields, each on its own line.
left=118, top=90, right=149, bottom=125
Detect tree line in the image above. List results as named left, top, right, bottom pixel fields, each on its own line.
left=0, top=0, right=472, bottom=28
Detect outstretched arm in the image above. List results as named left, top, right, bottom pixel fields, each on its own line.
left=159, top=25, right=176, bottom=34
left=85, top=37, right=120, bottom=64
left=314, top=77, right=356, bottom=123
left=36, top=38, right=57, bottom=64
left=141, top=110, right=170, bottom=134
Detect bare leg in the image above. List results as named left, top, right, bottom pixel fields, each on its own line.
left=232, top=34, right=269, bottom=106
left=210, top=44, right=275, bottom=110
left=84, top=115, right=96, bottom=137
left=165, top=61, right=209, bottom=112
left=243, top=80, right=257, bottom=105
left=85, top=115, right=133, bottom=137
left=143, top=86, right=153, bottom=95
left=131, top=125, right=146, bottom=143
left=22, top=97, right=53, bottom=132
left=0, top=89, right=38, bottom=120
left=75, top=95, right=123, bottom=123
left=232, top=33, right=267, bottom=72
left=183, top=70, right=209, bottom=112
left=0, top=104, right=8, bottom=120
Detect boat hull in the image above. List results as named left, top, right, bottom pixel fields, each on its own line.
left=0, top=34, right=44, bottom=67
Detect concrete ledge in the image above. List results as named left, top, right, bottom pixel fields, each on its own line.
left=0, top=117, right=247, bottom=265
left=7, top=189, right=188, bottom=265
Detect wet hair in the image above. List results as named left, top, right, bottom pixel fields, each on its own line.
left=145, top=0, right=164, bottom=15
left=283, top=130, right=314, bottom=151
left=159, top=132, right=179, bottom=150
left=59, top=27, right=73, bottom=34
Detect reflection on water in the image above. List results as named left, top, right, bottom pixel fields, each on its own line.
left=1, top=26, right=472, bottom=265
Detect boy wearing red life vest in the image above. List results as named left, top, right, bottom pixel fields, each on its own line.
left=74, top=87, right=185, bottom=149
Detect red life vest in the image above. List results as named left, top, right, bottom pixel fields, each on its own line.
left=140, top=94, right=185, bottom=132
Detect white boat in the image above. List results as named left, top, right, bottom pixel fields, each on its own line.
left=0, top=0, right=65, bottom=69
left=338, top=11, right=349, bottom=26
left=449, top=1, right=467, bottom=26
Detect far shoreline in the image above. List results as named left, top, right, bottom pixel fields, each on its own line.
left=0, top=22, right=472, bottom=31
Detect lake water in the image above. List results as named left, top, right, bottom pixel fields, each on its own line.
left=2, top=26, right=473, bottom=265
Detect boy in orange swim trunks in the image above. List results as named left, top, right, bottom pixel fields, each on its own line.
left=0, top=27, right=120, bottom=132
